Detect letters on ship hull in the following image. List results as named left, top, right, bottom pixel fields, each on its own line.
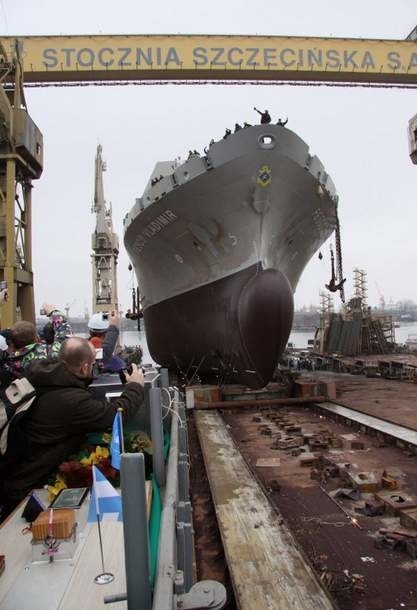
left=124, top=124, right=338, bottom=388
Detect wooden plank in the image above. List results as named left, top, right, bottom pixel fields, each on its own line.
left=58, top=522, right=126, bottom=610
left=195, top=410, right=334, bottom=610
left=0, top=501, right=35, bottom=603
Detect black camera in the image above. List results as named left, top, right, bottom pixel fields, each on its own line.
left=119, top=364, right=134, bottom=384
left=102, top=312, right=109, bottom=320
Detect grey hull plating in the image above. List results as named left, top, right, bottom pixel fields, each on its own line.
left=124, top=124, right=338, bottom=388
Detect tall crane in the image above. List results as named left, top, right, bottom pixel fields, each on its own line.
left=91, top=144, right=119, bottom=314
left=0, top=40, right=43, bottom=327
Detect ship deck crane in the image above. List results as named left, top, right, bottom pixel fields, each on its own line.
left=91, top=144, right=119, bottom=314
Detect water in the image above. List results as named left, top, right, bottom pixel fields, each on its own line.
left=288, top=322, right=417, bottom=349
left=395, top=322, right=417, bottom=344
left=120, top=329, right=154, bottom=363
left=288, top=330, right=315, bottom=349
left=120, top=323, right=417, bottom=361
left=121, top=328, right=317, bottom=354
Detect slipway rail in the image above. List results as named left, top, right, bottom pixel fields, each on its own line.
left=317, top=401, right=417, bottom=451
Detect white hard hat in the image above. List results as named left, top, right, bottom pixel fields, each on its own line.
left=88, top=312, right=109, bottom=331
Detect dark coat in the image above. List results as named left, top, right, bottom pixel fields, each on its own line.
left=1, top=359, right=145, bottom=507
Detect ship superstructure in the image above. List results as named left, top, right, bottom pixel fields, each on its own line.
left=124, top=124, right=338, bottom=387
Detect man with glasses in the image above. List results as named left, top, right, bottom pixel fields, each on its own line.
left=0, top=336, right=145, bottom=518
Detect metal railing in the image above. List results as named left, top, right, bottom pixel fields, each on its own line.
left=105, top=368, right=226, bottom=610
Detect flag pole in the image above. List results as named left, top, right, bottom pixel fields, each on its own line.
left=117, top=407, right=125, bottom=454
left=94, top=512, right=115, bottom=584
left=92, top=466, right=115, bottom=585
left=96, top=514, right=106, bottom=572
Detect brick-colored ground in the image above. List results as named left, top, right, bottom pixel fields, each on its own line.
left=224, top=407, right=417, bottom=610
left=300, top=371, right=417, bottom=430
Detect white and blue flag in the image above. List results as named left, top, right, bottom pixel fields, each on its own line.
left=87, top=465, right=123, bottom=522
left=110, top=411, right=123, bottom=470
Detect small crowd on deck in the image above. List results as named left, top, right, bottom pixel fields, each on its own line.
left=0, top=298, right=146, bottom=522
left=190, top=109, right=289, bottom=160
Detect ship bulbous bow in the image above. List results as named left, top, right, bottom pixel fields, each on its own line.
left=144, top=264, right=294, bottom=389
left=238, top=268, right=294, bottom=388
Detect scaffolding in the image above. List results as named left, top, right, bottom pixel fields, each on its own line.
left=316, top=270, right=395, bottom=357
left=353, top=268, right=368, bottom=313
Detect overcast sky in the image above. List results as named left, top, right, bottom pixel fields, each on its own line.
left=1, top=1, right=417, bottom=316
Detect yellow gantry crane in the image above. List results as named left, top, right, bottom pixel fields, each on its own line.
left=2, top=33, right=417, bottom=85
left=0, top=40, right=42, bottom=328
left=0, top=32, right=416, bottom=325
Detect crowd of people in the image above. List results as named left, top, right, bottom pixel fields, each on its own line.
left=213, top=109, right=289, bottom=144
left=0, top=305, right=146, bottom=521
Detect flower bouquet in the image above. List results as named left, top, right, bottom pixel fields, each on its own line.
left=47, top=429, right=153, bottom=498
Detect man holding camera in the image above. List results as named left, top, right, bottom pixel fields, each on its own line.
left=0, top=336, right=145, bottom=518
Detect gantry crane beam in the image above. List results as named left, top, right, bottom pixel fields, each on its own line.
left=0, top=40, right=43, bottom=327
left=0, top=34, right=416, bottom=86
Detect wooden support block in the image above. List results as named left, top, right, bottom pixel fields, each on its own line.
left=400, top=508, right=417, bottom=529
left=300, top=453, right=319, bottom=467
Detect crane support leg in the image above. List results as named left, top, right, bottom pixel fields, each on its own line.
left=0, top=41, right=42, bottom=327
left=0, top=155, right=35, bottom=326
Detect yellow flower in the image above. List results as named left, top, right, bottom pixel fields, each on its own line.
left=80, top=456, right=93, bottom=466
left=47, top=474, right=67, bottom=499
left=94, top=446, right=109, bottom=459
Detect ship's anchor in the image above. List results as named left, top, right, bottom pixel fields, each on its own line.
left=325, top=245, right=346, bottom=295
left=126, top=264, right=144, bottom=330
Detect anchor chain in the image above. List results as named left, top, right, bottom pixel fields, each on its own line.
left=334, top=211, right=345, bottom=303
left=325, top=210, right=346, bottom=302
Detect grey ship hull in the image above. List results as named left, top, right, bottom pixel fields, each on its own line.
left=124, top=124, right=338, bottom=387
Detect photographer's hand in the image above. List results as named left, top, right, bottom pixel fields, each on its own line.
left=125, top=363, right=145, bottom=387
left=108, top=311, right=120, bottom=327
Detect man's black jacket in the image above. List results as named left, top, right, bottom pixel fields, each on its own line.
left=1, top=359, right=144, bottom=506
